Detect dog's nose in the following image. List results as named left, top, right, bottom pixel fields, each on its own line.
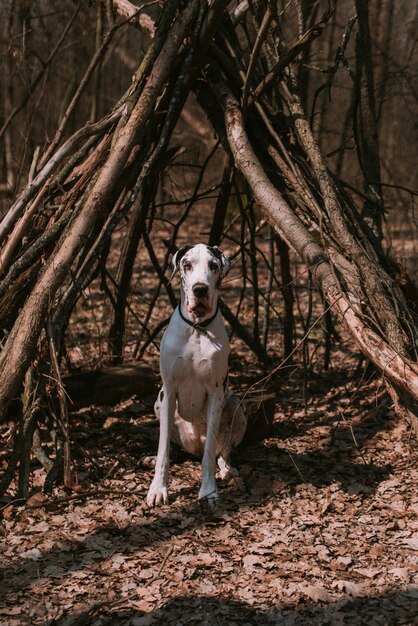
left=193, top=284, right=208, bottom=298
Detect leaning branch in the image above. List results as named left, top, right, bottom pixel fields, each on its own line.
left=0, top=110, right=122, bottom=248
left=0, top=0, right=201, bottom=420
left=249, top=4, right=334, bottom=105
left=217, top=84, right=418, bottom=400
left=112, top=0, right=156, bottom=36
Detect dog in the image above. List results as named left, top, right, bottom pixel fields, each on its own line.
left=146, top=243, right=247, bottom=509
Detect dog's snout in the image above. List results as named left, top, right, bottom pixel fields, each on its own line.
left=193, top=284, right=209, bottom=298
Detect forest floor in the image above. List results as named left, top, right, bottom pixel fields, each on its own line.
left=1, top=347, right=417, bottom=625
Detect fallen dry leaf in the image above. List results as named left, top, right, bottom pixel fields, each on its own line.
left=301, top=584, right=331, bottom=602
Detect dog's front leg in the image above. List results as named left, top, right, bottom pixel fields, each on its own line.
left=199, top=388, right=224, bottom=509
left=147, top=386, right=176, bottom=506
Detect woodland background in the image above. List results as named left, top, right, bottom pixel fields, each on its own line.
left=0, top=1, right=417, bottom=624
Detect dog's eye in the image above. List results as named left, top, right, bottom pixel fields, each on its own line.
left=183, top=262, right=192, bottom=271
left=209, top=261, right=218, bottom=272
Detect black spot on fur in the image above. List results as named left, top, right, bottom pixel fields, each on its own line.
left=159, top=389, right=164, bottom=401
left=207, top=246, right=223, bottom=264
left=208, top=246, right=226, bottom=287
left=173, top=246, right=192, bottom=271
left=207, top=246, right=222, bottom=260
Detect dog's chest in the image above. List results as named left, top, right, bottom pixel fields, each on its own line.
left=173, top=332, right=226, bottom=383
left=172, top=332, right=228, bottom=421
left=161, top=318, right=229, bottom=385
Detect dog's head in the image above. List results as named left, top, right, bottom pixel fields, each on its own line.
left=172, top=244, right=230, bottom=320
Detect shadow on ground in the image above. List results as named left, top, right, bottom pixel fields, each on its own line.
left=53, top=590, right=418, bottom=625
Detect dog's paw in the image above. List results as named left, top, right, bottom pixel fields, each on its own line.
left=217, top=456, right=239, bottom=482
left=218, top=465, right=239, bottom=481
left=141, top=456, right=156, bottom=468
left=199, top=495, right=221, bottom=513
left=198, top=487, right=220, bottom=512
left=146, top=481, right=168, bottom=507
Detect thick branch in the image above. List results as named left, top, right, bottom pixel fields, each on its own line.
left=0, top=1, right=200, bottom=419
left=217, top=84, right=418, bottom=401
left=0, top=111, right=122, bottom=248
left=112, top=0, right=155, bottom=36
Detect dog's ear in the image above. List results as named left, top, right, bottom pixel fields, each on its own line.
left=170, top=246, right=192, bottom=280
left=209, top=246, right=231, bottom=279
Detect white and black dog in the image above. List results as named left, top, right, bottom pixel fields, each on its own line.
left=147, top=244, right=247, bottom=509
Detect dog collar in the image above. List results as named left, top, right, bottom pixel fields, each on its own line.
left=178, top=305, right=219, bottom=335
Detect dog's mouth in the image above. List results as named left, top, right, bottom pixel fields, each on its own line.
left=188, top=300, right=211, bottom=318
